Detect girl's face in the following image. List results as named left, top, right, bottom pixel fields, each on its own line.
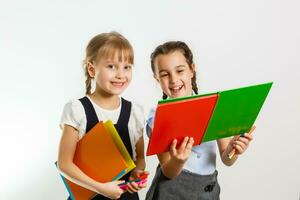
left=88, top=53, right=132, bottom=96
left=153, top=50, right=195, bottom=98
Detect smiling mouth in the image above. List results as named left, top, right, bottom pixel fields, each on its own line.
left=170, top=85, right=183, bottom=93
left=111, top=82, right=125, bottom=87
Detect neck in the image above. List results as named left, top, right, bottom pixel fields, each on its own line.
left=89, top=88, right=120, bottom=110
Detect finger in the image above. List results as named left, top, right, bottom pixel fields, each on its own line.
left=127, top=182, right=139, bottom=193
left=242, top=133, right=253, bottom=141
left=126, top=184, right=137, bottom=193
left=234, top=141, right=247, bottom=153
left=233, top=143, right=244, bottom=154
left=179, top=137, right=189, bottom=152
left=237, top=137, right=250, bottom=145
left=185, top=137, right=194, bottom=151
left=231, top=135, right=240, bottom=143
left=170, top=139, right=177, bottom=156
left=116, top=180, right=125, bottom=184
left=131, top=182, right=140, bottom=190
left=235, top=140, right=247, bottom=148
left=139, top=182, right=147, bottom=188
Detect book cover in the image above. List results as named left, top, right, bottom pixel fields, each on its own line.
left=146, top=94, right=218, bottom=156
left=202, top=82, right=273, bottom=142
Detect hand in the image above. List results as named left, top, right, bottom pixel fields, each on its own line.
left=169, top=137, right=194, bottom=164
left=126, top=169, right=149, bottom=193
left=229, top=127, right=254, bottom=155
left=97, top=180, right=125, bottom=199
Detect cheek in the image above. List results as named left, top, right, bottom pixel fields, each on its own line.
left=126, top=71, right=133, bottom=82
left=160, top=79, right=170, bottom=90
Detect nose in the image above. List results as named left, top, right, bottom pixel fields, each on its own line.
left=169, top=73, right=178, bottom=84
left=116, top=68, right=125, bottom=79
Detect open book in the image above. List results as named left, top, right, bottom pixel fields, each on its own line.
left=146, top=82, right=273, bottom=156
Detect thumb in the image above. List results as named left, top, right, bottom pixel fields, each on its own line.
left=116, top=180, right=126, bottom=184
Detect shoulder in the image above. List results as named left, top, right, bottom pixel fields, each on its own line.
left=60, top=98, right=86, bottom=131
left=126, top=100, right=145, bottom=127
left=63, top=99, right=84, bottom=116
left=130, top=101, right=145, bottom=118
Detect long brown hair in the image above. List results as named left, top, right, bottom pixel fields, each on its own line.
left=83, top=31, right=134, bottom=94
left=150, top=41, right=198, bottom=99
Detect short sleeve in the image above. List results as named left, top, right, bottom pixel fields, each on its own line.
left=60, top=100, right=86, bottom=137
left=146, top=108, right=156, bottom=138
left=130, top=103, right=145, bottom=141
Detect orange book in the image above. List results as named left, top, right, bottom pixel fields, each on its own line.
left=58, top=121, right=130, bottom=200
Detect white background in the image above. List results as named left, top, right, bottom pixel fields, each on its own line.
left=1, top=0, right=299, bottom=199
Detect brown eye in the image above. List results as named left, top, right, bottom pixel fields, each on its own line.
left=107, top=64, right=115, bottom=69
left=124, top=65, right=132, bottom=70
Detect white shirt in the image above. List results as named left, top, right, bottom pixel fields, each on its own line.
left=60, top=96, right=145, bottom=161
left=146, top=108, right=216, bottom=175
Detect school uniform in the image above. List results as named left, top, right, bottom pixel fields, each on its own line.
left=145, top=108, right=220, bottom=200
left=60, top=96, right=144, bottom=200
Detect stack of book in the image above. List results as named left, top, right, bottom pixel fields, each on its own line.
left=57, top=120, right=135, bottom=200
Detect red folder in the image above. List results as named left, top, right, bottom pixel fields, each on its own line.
left=146, top=94, right=218, bottom=156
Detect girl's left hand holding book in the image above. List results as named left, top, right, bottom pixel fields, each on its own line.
left=229, top=126, right=255, bottom=156
left=125, top=169, right=149, bottom=193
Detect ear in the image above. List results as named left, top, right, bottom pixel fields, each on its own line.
left=87, top=62, right=96, bottom=78
left=190, top=63, right=196, bottom=77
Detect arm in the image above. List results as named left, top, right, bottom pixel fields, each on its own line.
left=217, top=127, right=254, bottom=166
left=58, top=124, right=124, bottom=199
left=126, top=134, right=148, bottom=193
left=157, top=137, right=194, bottom=179
left=133, top=134, right=146, bottom=172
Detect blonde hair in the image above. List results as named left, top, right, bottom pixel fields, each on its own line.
left=83, top=31, right=134, bottom=94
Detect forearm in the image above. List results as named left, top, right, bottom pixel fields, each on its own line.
left=58, top=161, right=105, bottom=194
left=134, top=157, right=146, bottom=171
left=160, top=157, right=185, bottom=179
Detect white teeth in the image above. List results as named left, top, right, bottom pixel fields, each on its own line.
left=112, top=82, right=124, bottom=86
left=171, top=86, right=182, bottom=90
left=170, top=85, right=183, bottom=92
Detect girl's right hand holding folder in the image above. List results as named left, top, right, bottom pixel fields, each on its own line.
left=157, top=137, right=194, bottom=179
left=170, top=136, right=194, bottom=164
left=97, top=180, right=125, bottom=199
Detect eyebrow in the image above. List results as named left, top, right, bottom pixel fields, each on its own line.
left=104, top=60, right=132, bottom=65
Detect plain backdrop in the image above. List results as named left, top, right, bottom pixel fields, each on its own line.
left=1, top=0, right=299, bottom=199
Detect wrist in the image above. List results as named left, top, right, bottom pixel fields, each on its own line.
left=94, top=182, right=106, bottom=194
left=170, top=156, right=186, bottom=165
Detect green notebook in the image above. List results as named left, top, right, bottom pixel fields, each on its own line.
left=202, top=82, right=273, bottom=142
